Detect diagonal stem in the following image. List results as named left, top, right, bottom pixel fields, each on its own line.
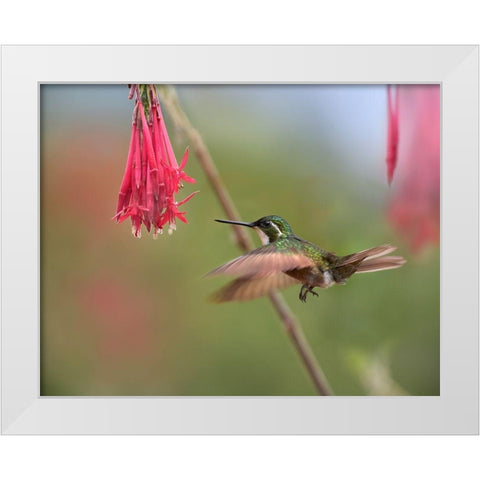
left=158, top=85, right=333, bottom=396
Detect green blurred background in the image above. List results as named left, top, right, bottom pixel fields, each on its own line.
left=40, top=85, right=439, bottom=396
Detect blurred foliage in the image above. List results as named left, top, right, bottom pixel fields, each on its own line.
left=40, top=85, right=439, bottom=396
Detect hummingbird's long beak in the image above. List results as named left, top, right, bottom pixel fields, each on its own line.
left=215, top=219, right=254, bottom=228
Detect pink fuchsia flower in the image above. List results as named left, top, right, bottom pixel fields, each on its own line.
left=115, top=84, right=198, bottom=237
left=386, top=85, right=440, bottom=252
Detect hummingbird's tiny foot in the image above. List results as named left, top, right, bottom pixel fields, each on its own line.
left=299, top=285, right=306, bottom=302
left=299, top=285, right=318, bottom=302
left=299, top=285, right=315, bottom=302
left=309, top=287, right=318, bottom=298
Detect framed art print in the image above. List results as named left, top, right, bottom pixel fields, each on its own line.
left=1, top=45, right=478, bottom=434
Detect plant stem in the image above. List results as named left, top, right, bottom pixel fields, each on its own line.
left=158, top=85, right=333, bottom=396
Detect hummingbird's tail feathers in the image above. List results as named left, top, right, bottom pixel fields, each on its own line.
left=333, top=244, right=405, bottom=281
left=355, top=255, right=406, bottom=273
left=209, top=273, right=300, bottom=302
left=337, top=244, right=397, bottom=266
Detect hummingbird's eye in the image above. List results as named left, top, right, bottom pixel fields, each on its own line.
left=262, top=220, right=272, bottom=228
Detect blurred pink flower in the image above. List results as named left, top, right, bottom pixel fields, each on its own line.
left=80, top=275, right=155, bottom=360
left=386, top=85, right=440, bottom=252
left=115, top=84, right=198, bottom=237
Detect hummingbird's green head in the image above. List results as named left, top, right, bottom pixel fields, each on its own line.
left=215, top=215, right=293, bottom=244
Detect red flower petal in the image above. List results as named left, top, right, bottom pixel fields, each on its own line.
left=176, top=190, right=200, bottom=207
left=179, top=148, right=189, bottom=170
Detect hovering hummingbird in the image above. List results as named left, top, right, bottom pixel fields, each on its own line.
left=207, top=215, right=406, bottom=303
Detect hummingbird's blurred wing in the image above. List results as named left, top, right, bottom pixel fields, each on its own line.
left=206, top=243, right=315, bottom=277
left=210, top=273, right=301, bottom=302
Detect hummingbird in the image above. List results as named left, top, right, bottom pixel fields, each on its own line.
left=207, top=215, right=406, bottom=303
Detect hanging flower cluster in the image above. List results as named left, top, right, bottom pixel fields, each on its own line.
left=115, top=84, right=198, bottom=238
